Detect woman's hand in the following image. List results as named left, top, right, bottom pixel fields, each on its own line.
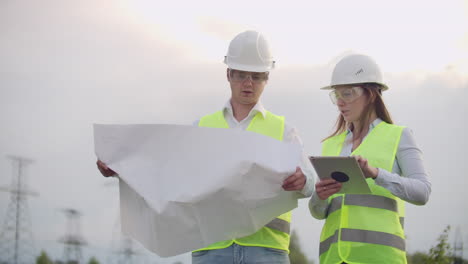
left=353, top=155, right=379, bottom=179
left=315, top=178, right=342, bottom=200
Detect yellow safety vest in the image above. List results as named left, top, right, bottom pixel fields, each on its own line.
left=194, top=110, right=291, bottom=252
left=320, top=122, right=406, bottom=264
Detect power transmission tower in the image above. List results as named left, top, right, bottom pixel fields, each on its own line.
left=0, top=156, right=38, bottom=264
left=114, top=237, right=139, bottom=264
left=454, top=226, right=463, bottom=264
left=59, top=209, right=87, bottom=264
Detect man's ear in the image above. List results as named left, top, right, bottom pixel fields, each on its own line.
left=226, top=68, right=230, bottom=82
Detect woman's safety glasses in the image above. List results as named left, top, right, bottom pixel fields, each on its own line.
left=229, top=69, right=269, bottom=84
left=329, top=86, right=364, bottom=104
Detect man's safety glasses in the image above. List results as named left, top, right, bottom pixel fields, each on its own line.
left=329, top=86, right=364, bottom=104
left=229, top=69, right=269, bottom=83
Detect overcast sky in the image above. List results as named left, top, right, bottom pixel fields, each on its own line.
left=1, top=0, right=467, bottom=263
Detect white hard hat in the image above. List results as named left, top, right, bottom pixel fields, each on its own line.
left=224, top=30, right=275, bottom=72
left=321, top=54, right=388, bottom=91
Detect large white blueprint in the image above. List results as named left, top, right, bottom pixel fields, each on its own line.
left=94, top=124, right=302, bottom=257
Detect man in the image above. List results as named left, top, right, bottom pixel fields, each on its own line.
left=97, top=30, right=315, bottom=264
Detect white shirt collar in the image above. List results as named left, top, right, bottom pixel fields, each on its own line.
left=223, top=100, right=267, bottom=119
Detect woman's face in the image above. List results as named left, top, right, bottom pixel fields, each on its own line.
left=331, top=85, right=369, bottom=123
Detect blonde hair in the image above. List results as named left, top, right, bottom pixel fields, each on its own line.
left=323, top=83, right=393, bottom=142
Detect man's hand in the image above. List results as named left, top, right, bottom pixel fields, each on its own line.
left=96, top=160, right=117, bottom=177
left=282, top=166, right=306, bottom=191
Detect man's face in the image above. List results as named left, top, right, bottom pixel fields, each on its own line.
left=227, top=69, right=269, bottom=106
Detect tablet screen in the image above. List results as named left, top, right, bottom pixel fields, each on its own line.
left=309, top=156, right=371, bottom=194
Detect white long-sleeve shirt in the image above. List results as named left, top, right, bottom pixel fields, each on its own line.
left=309, top=118, right=432, bottom=219
left=194, top=100, right=315, bottom=197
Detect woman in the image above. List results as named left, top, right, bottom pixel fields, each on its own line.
left=309, top=54, right=431, bottom=264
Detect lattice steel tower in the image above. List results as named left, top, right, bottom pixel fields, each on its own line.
left=0, top=156, right=38, bottom=264
left=114, top=237, right=139, bottom=264
left=59, top=209, right=87, bottom=264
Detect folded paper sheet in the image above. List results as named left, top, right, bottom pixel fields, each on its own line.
left=94, top=124, right=302, bottom=257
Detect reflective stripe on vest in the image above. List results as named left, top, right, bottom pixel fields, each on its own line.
left=196, top=110, right=291, bottom=252
left=327, top=195, right=398, bottom=215
left=265, top=217, right=290, bottom=234
left=320, top=122, right=406, bottom=264
left=320, top=228, right=406, bottom=255
left=327, top=195, right=405, bottom=229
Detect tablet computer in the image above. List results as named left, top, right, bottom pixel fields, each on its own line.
left=309, top=156, right=371, bottom=194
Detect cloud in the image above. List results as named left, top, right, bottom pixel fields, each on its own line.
left=0, top=0, right=188, bottom=81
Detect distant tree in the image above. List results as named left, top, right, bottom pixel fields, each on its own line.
left=406, top=251, right=427, bottom=264
left=36, top=251, right=53, bottom=264
left=423, top=225, right=453, bottom=264
left=88, top=257, right=100, bottom=264
left=289, top=230, right=314, bottom=264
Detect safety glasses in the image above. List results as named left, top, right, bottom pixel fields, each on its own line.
left=329, top=86, right=364, bottom=104
left=229, top=69, right=269, bottom=84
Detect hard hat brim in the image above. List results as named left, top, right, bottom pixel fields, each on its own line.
left=320, top=82, right=389, bottom=91
left=225, top=61, right=274, bottom=73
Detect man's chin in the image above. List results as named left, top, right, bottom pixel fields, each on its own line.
left=240, top=100, right=258, bottom=105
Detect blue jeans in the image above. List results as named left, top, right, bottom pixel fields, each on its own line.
left=192, top=243, right=290, bottom=264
